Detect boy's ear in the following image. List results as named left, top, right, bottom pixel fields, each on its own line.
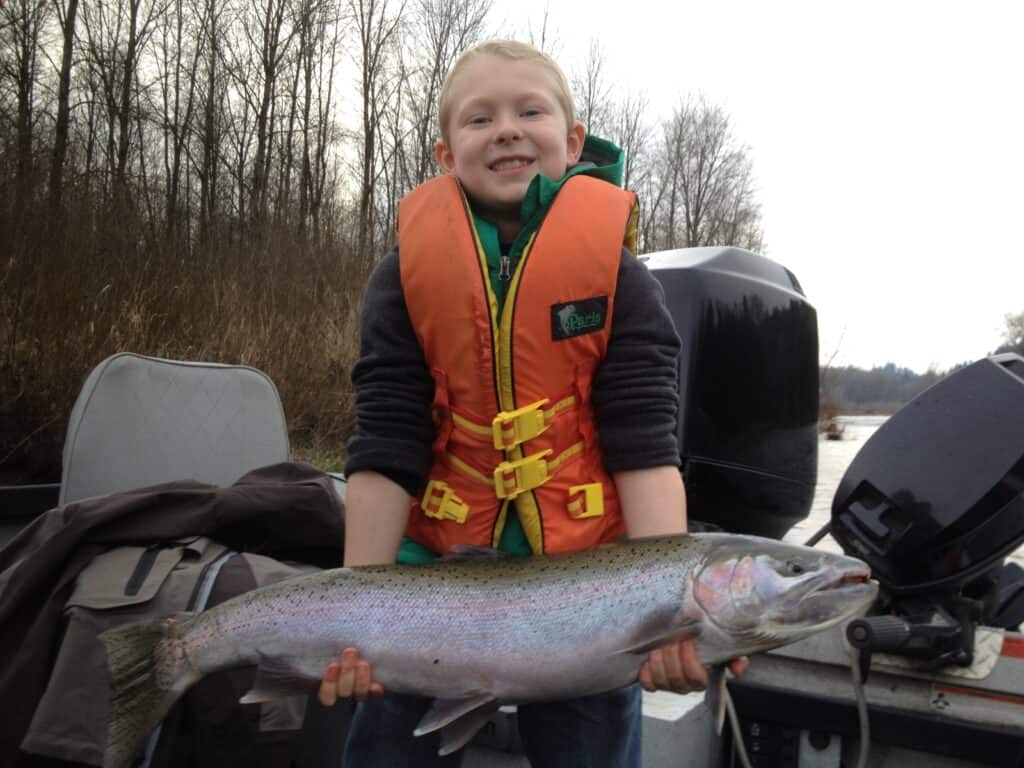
left=566, top=121, right=586, bottom=164
left=435, top=139, right=456, bottom=174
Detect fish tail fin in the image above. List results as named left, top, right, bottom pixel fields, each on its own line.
left=101, top=616, right=199, bottom=768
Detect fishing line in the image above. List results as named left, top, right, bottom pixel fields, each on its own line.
left=723, top=685, right=754, bottom=768
left=721, top=652, right=870, bottom=768
left=849, top=648, right=871, bottom=768
left=806, top=521, right=872, bottom=767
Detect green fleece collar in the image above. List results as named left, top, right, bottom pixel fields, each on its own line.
left=519, top=134, right=624, bottom=227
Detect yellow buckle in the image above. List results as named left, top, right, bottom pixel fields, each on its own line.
left=492, top=399, right=550, bottom=450
left=493, top=450, right=553, bottom=499
left=568, top=483, right=605, bottom=519
left=421, top=481, right=468, bottom=524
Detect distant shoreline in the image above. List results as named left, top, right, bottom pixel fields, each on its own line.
left=834, top=407, right=895, bottom=417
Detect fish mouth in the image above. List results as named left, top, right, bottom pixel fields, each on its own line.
left=821, top=564, right=872, bottom=591
left=800, top=565, right=878, bottom=614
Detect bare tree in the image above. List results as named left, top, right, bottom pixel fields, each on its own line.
left=114, top=0, right=160, bottom=195
left=220, top=3, right=260, bottom=224
left=403, top=0, right=489, bottom=186
left=608, top=88, right=650, bottom=192
left=245, top=0, right=298, bottom=226
left=996, top=311, right=1024, bottom=356
left=49, top=0, right=79, bottom=210
left=303, top=0, right=341, bottom=240
left=649, top=96, right=763, bottom=252
left=651, top=113, right=684, bottom=249
left=295, top=0, right=317, bottom=234
left=705, top=156, right=763, bottom=252
left=79, top=0, right=162, bottom=201
left=572, top=38, right=610, bottom=138
left=156, top=0, right=204, bottom=238
left=351, top=0, right=405, bottom=262
left=277, top=5, right=306, bottom=226
left=523, top=3, right=558, bottom=56
left=1, top=0, right=50, bottom=210
left=196, top=0, right=226, bottom=244
left=79, top=1, right=121, bottom=196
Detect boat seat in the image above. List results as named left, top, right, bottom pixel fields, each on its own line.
left=60, top=352, right=290, bottom=504
left=55, top=352, right=349, bottom=768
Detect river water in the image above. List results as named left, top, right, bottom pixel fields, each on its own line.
left=783, top=414, right=1024, bottom=569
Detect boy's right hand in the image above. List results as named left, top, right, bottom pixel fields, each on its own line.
left=318, top=647, right=384, bottom=705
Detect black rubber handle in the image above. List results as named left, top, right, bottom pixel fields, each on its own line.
left=847, top=615, right=912, bottom=651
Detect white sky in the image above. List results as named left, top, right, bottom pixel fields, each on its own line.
left=494, top=0, right=1024, bottom=372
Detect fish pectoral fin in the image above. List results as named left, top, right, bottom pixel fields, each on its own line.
left=239, top=654, right=320, bottom=704
left=704, top=664, right=728, bottom=735
left=413, top=692, right=498, bottom=744
left=615, top=620, right=702, bottom=656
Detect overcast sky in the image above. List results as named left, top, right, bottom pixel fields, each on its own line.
left=494, top=0, right=1024, bottom=372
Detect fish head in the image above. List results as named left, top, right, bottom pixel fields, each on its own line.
left=691, top=536, right=878, bottom=656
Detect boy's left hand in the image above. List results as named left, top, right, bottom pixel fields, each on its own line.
left=639, top=638, right=749, bottom=694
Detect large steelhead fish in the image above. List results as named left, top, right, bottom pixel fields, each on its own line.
left=101, top=533, right=876, bottom=767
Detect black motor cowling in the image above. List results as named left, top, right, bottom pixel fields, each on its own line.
left=832, top=354, right=1024, bottom=595
left=645, top=247, right=819, bottom=539
left=834, top=355, right=1024, bottom=665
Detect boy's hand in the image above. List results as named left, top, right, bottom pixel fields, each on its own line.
left=318, top=647, right=384, bottom=705
left=638, top=638, right=749, bottom=693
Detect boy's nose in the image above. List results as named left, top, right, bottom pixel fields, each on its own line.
left=493, top=114, right=523, bottom=142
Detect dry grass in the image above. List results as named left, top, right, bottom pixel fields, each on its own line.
left=0, top=182, right=371, bottom=484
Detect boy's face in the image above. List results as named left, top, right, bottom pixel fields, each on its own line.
left=436, top=54, right=585, bottom=222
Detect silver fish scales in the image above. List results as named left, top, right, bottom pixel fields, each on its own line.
left=102, top=533, right=877, bottom=767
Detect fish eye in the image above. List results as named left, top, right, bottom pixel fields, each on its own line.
left=787, top=561, right=805, bottom=575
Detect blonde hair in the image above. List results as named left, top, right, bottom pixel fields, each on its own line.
left=437, top=40, right=577, bottom=141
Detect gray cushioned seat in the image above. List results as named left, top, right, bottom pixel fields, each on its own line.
left=61, top=352, right=290, bottom=505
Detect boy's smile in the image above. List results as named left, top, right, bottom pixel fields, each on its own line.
left=436, top=54, right=585, bottom=239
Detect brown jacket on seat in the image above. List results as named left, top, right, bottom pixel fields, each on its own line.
left=0, top=462, right=345, bottom=767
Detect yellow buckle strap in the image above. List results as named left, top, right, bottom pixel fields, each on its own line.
left=492, top=399, right=550, bottom=450
left=494, top=449, right=553, bottom=500
left=421, top=480, right=469, bottom=524
left=449, top=397, right=577, bottom=448
left=568, top=483, right=605, bottom=519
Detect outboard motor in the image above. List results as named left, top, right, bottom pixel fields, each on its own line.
left=645, top=247, right=819, bottom=539
left=833, top=354, right=1024, bottom=668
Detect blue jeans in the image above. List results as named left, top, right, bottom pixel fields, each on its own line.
left=342, top=685, right=642, bottom=768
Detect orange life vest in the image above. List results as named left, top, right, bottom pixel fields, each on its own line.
left=398, top=174, right=639, bottom=555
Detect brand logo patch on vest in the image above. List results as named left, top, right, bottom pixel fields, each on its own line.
left=551, top=297, right=608, bottom=341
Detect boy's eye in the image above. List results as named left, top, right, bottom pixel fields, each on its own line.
left=522, top=108, right=543, bottom=117
left=468, top=116, right=491, bottom=125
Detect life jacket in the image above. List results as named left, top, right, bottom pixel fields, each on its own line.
left=398, top=174, right=639, bottom=555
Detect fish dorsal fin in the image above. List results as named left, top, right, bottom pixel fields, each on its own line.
left=704, top=663, right=728, bottom=735
left=438, top=545, right=512, bottom=562
left=615, top=620, right=701, bottom=656
left=413, top=692, right=498, bottom=755
left=239, top=653, right=320, bottom=704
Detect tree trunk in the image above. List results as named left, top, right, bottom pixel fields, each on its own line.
left=49, top=0, right=80, bottom=211
left=115, top=0, right=142, bottom=195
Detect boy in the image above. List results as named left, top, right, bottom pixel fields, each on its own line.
left=320, top=40, right=747, bottom=766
